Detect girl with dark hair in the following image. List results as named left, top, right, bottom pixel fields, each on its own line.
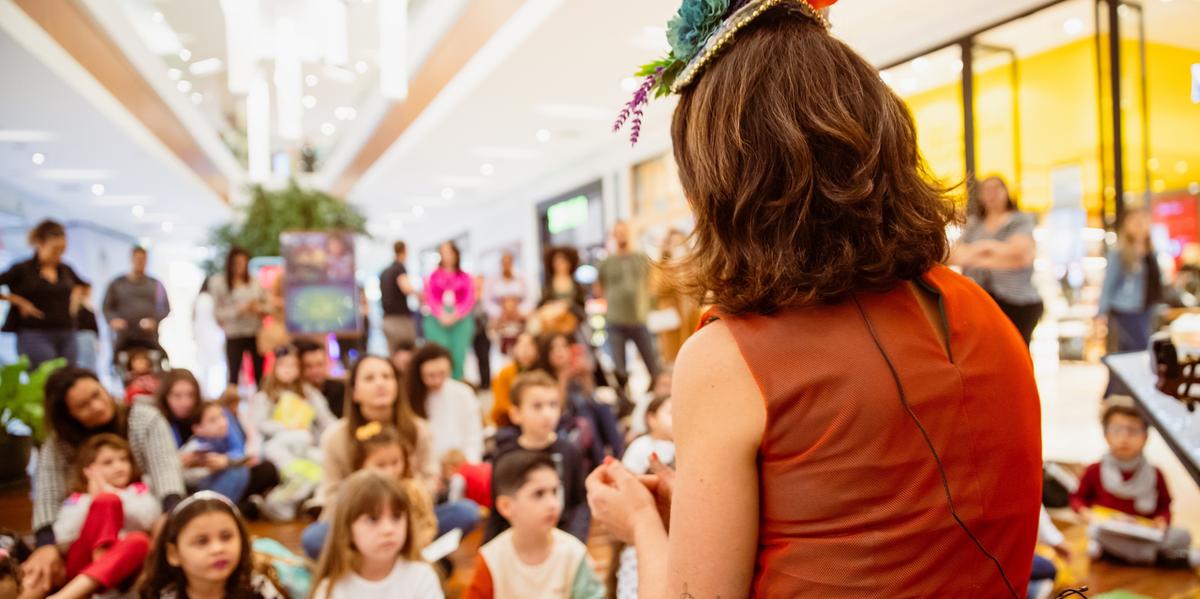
left=136, top=492, right=286, bottom=599
left=406, top=344, right=483, bottom=464
left=535, top=246, right=588, bottom=335
left=951, top=175, right=1044, bottom=344
left=155, top=369, right=280, bottom=513
left=423, top=241, right=476, bottom=380
left=588, top=2, right=1041, bottom=597
left=22, top=367, right=185, bottom=594
left=207, top=247, right=267, bottom=387
left=0, top=219, right=86, bottom=367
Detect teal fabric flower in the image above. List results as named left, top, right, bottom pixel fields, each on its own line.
left=666, top=0, right=731, bottom=61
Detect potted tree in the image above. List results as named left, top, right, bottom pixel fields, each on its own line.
left=0, top=356, right=66, bottom=487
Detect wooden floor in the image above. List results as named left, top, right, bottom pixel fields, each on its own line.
left=1, top=482, right=1195, bottom=598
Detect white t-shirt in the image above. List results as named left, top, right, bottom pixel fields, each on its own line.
left=315, top=559, right=443, bottom=599
left=425, top=379, right=484, bottom=463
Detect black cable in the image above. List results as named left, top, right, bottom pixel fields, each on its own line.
left=851, top=295, right=1019, bottom=599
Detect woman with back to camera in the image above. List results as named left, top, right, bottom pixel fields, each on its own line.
left=951, top=175, right=1043, bottom=345
left=589, top=1, right=1042, bottom=597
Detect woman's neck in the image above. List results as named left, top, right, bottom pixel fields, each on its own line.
left=511, top=527, right=555, bottom=566
left=185, top=577, right=226, bottom=599
left=356, top=554, right=396, bottom=581
left=363, top=405, right=394, bottom=423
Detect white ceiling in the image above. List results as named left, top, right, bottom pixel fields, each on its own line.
left=0, top=13, right=228, bottom=246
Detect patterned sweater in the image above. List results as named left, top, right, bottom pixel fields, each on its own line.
left=34, top=404, right=186, bottom=546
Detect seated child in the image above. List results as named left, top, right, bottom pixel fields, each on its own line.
left=615, top=396, right=675, bottom=599
left=442, top=449, right=492, bottom=510
left=310, top=470, right=443, bottom=599
left=180, top=401, right=274, bottom=508
left=124, top=350, right=160, bottom=405
left=247, top=345, right=336, bottom=469
left=136, top=492, right=287, bottom=599
left=485, top=371, right=587, bottom=543
left=1071, top=397, right=1199, bottom=567
left=50, top=434, right=161, bottom=599
left=465, top=450, right=604, bottom=599
left=490, top=333, right=539, bottom=429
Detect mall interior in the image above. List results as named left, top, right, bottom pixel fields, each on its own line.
left=1, top=0, right=1199, bottom=597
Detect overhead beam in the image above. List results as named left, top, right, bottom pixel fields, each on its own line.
left=14, top=0, right=229, bottom=202
left=330, top=0, right=526, bottom=198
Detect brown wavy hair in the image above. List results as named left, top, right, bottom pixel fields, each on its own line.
left=669, top=6, right=956, bottom=316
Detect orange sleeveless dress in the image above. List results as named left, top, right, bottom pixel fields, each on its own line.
left=717, top=266, right=1042, bottom=597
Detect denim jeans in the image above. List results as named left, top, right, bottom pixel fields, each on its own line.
left=75, top=331, right=99, bottom=372
left=301, top=499, right=481, bottom=559
left=17, top=329, right=78, bottom=368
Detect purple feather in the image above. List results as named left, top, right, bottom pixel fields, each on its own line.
left=613, top=68, right=662, bottom=146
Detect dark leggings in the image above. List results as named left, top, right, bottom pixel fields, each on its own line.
left=225, top=336, right=264, bottom=385
left=991, top=296, right=1044, bottom=346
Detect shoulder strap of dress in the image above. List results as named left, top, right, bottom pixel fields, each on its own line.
left=698, top=306, right=722, bottom=331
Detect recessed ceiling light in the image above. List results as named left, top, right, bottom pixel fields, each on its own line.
left=441, top=188, right=455, bottom=200
left=177, top=80, right=192, bottom=93
left=321, top=122, right=336, bottom=136
left=161, top=221, right=175, bottom=233
left=480, top=163, right=495, bottom=176
left=91, top=183, right=105, bottom=196
left=178, top=48, right=192, bottom=62
left=355, top=61, right=369, bottom=74
left=412, top=205, right=425, bottom=217
left=620, top=77, right=641, bottom=92
left=305, top=74, right=319, bottom=87
left=132, top=205, right=145, bottom=218
left=190, top=92, right=203, bottom=104
left=303, top=95, right=318, bottom=109
left=167, top=68, right=182, bottom=80
left=31, top=153, right=45, bottom=165
left=535, top=129, right=552, bottom=143
left=1063, top=17, right=1085, bottom=36
left=334, top=106, right=357, bottom=120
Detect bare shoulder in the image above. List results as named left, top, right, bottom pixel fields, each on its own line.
left=673, top=320, right=764, bottom=436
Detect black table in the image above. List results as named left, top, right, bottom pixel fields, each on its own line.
left=1104, top=351, right=1200, bottom=487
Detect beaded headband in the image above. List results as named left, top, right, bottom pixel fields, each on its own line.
left=613, top=0, right=837, bottom=145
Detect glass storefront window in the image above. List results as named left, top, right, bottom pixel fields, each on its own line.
left=881, top=46, right=966, bottom=203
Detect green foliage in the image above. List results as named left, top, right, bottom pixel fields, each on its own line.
left=0, top=356, right=67, bottom=443
left=204, top=181, right=368, bottom=274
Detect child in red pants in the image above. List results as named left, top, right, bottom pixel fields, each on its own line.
left=49, top=434, right=161, bottom=599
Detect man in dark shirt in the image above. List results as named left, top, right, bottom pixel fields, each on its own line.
left=380, top=240, right=417, bottom=354
left=102, top=246, right=170, bottom=354
left=296, top=339, right=346, bottom=418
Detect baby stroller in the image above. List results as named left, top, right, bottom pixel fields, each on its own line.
left=113, top=338, right=170, bottom=405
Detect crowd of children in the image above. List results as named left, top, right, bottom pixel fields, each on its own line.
left=9, top=308, right=1200, bottom=599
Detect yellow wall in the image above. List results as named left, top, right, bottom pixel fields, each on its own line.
left=900, top=38, right=1200, bottom=215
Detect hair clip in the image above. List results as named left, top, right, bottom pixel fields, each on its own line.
left=356, top=421, right=383, bottom=442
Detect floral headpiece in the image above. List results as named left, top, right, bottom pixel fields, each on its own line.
left=614, top=0, right=837, bottom=145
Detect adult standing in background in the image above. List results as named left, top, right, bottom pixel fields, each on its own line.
left=950, top=176, right=1043, bottom=345
left=597, top=222, right=661, bottom=388
left=380, top=241, right=417, bottom=355
left=296, top=339, right=347, bottom=418
left=208, top=247, right=267, bottom=388
left=0, top=219, right=85, bottom=367
left=537, top=246, right=588, bottom=334
left=103, top=246, right=171, bottom=355
left=424, top=241, right=476, bottom=381
left=1097, top=209, right=1162, bottom=353
left=652, top=229, right=701, bottom=364
left=485, top=251, right=530, bottom=355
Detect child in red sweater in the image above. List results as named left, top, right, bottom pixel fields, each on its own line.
left=1071, top=398, right=1197, bottom=567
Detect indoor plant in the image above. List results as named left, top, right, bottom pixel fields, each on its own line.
left=0, top=356, right=66, bottom=486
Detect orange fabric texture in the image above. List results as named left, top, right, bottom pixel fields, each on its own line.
left=463, top=555, right=494, bottom=599
left=719, top=266, right=1042, bottom=597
